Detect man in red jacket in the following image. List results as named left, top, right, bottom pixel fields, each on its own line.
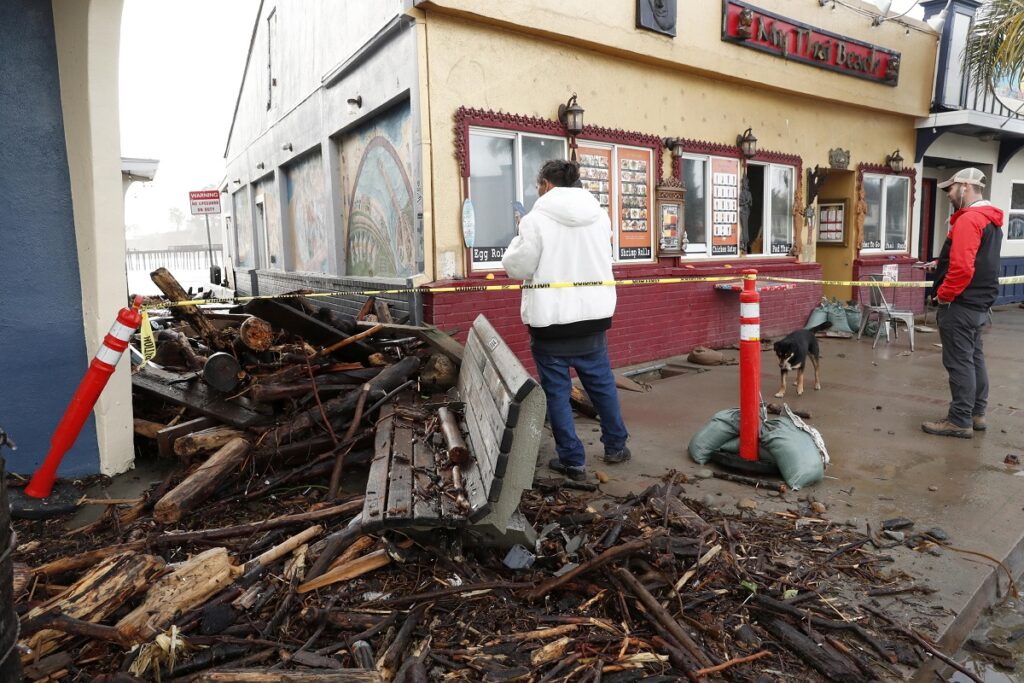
left=923, top=168, right=1004, bottom=438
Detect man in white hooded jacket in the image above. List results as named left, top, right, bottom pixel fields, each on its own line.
left=502, top=160, right=630, bottom=481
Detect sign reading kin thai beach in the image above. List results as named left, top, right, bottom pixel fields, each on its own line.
left=722, top=0, right=901, bottom=86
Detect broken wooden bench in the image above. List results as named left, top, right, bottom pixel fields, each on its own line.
left=360, top=314, right=546, bottom=547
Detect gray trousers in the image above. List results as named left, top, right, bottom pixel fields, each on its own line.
left=937, top=303, right=989, bottom=428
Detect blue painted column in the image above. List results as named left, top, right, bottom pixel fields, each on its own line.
left=0, top=0, right=100, bottom=475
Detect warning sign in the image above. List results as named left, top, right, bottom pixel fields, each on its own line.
left=189, top=190, right=222, bottom=215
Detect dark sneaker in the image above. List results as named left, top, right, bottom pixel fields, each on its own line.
left=603, top=446, right=632, bottom=464
left=548, top=458, right=587, bottom=482
left=973, top=415, right=987, bottom=431
left=921, top=419, right=972, bottom=439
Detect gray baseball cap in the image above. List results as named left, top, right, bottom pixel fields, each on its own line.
left=937, top=167, right=986, bottom=189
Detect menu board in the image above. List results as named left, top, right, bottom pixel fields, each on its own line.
left=817, top=201, right=846, bottom=244
left=578, top=150, right=611, bottom=213
left=710, top=157, right=739, bottom=256
left=617, top=147, right=653, bottom=261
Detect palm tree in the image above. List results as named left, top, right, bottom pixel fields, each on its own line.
left=964, top=0, right=1024, bottom=93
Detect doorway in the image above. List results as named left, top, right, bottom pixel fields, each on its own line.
left=814, top=169, right=856, bottom=302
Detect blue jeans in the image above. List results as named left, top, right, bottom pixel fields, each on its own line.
left=532, top=346, right=629, bottom=468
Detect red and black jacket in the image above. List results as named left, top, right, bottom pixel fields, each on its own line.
left=934, top=203, right=1004, bottom=311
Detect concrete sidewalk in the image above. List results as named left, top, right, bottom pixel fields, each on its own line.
left=540, top=304, right=1024, bottom=673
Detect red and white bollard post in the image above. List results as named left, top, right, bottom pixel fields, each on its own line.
left=739, top=269, right=761, bottom=461
left=22, top=296, right=144, bottom=500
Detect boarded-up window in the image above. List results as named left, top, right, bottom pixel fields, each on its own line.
left=285, top=150, right=330, bottom=274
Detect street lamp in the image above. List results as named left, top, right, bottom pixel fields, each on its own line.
left=736, top=127, right=758, bottom=159
left=885, top=149, right=905, bottom=173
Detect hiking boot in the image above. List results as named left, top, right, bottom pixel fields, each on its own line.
left=603, top=446, right=632, bottom=464
left=973, top=415, right=987, bottom=431
left=548, top=458, right=587, bottom=482
left=921, top=418, right=972, bottom=439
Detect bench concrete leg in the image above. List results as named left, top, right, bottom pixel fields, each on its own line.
left=469, top=510, right=537, bottom=548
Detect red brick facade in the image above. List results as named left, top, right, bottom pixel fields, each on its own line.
left=852, top=255, right=927, bottom=315
left=424, top=260, right=824, bottom=374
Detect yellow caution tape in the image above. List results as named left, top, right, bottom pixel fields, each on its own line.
left=138, top=310, right=157, bottom=367
left=139, top=273, right=1024, bottom=311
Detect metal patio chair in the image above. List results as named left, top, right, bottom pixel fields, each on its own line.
left=857, top=274, right=915, bottom=351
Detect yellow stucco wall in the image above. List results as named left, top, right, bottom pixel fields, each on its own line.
left=421, top=4, right=934, bottom=277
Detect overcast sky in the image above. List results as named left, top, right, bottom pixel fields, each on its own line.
left=118, top=0, right=921, bottom=236
left=120, top=0, right=259, bottom=235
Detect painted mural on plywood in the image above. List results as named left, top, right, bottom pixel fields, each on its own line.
left=255, top=174, right=282, bottom=269
left=286, top=151, right=330, bottom=273
left=233, top=188, right=253, bottom=268
left=340, top=101, right=419, bottom=277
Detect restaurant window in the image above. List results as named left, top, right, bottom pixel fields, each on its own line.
left=467, top=128, right=566, bottom=269
left=681, top=155, right=794, bottom=257
left=862, top=173, right=909, bottom=251
left=577, top=143, right=656, bottom=263
left=1009, top=182, right=1024, bottom=240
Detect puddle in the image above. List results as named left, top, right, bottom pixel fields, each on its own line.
left=622, top=363, right=706, bottom=384
left=951, top=597, right=1024, bottom=681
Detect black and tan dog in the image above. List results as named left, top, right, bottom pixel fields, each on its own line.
left=773, top=322, right=831, bottom=398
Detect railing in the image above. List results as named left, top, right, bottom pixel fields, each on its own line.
left=126, top=246, right=223, bottom=272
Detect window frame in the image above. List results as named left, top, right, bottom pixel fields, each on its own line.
left=455, top=107, right=664, bottom=274
left=678, top=154, right=796, bottom=259
left=466, top=126, right=568, bottom=270
left=1008, top=180, right=1024, bottom=240
left=859, top=170, right=912, bottom=253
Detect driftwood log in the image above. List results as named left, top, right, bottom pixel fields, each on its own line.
left=116, top=547, right=241, bottom=645
left=20, top=552, right=165, bottom=661
left=154, top=437, right=252, bottom=523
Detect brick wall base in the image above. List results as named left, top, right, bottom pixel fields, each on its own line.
left=424, top=260, right=824, bottom=372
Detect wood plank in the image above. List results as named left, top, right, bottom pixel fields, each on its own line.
left=361, top=406, right=394, bottom=529
left=411, top=437, right=441, bottom=522
left=470, top=315, right=537, bottom=401
left=134, top=368, right=273, bottom=428
left=480, top=359, right=519, bottom=426
left=156, top=416, right=220, bottom=459
left=385, top=420, right=414, bottom=521
left=437, top=454, right=459, bottom=523
left=244, top=298, right=373, bottom=361
left=462, top=328, right=489, bottom=374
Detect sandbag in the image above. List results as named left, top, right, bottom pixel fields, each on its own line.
left=687, top=346, right=736, bottom=366
left=688, top=407, right=829, bottom=490
left=825, top=298, right=853, bottom=334
left=804, top=298, right=829, bottom=329
left=688, top=409, right=741, bottom=464
left=844, top=302, right=863, bottom=333
left=759, top=409, right=829, bottom=490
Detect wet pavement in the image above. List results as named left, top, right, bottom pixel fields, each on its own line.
left=539, top=304, right=1024, bottom=680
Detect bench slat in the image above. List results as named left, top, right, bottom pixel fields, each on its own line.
left=470, top=314, right=538, bottom=401
left=464, top=332, right=518, bottom=427
left=438, top=459, right=459, bottom=523
left=462, top=455, right=492, bottom=523
left=461, top=364, right=514, bottom=478
left=385, top=420, right=414, bottom=521
left=362, top=405, right=394, bottom=528
left=411, top=438, right=441, bottom=521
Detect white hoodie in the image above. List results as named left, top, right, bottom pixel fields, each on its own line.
left=501, top=187, right=616, bottom=329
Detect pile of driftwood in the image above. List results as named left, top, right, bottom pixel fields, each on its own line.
left=12, top=472, right=970, bottom=682
left=7, top=269, right=974, bottom=681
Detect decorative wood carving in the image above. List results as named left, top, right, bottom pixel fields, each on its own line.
left=454, top=106, right=662, bottom=180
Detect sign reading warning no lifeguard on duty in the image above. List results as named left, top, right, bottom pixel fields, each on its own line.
left=189, top=190, right=222, bottom=215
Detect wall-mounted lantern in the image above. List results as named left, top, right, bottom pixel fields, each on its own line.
left=885, top=149, right=905, bottom=173
left=558, top=93, right=585, bottom=161
left=736, top=127, right=758, bottom=159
